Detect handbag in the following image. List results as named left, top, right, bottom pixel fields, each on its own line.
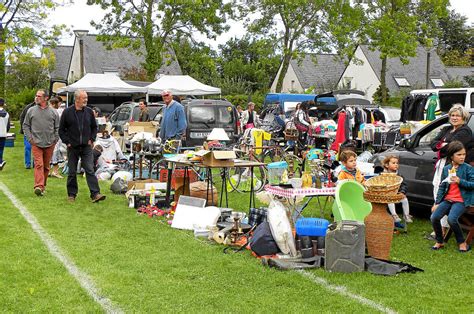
left=245, top=123, right=255, bottom=129
left=249, top=222, right=280, bottom=256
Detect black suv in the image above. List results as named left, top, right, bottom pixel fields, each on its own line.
left=370, top=109, right=474, bottom=209
left=108, top=101, right=163, bottom=132
left=180, top=99, right=239, bottom=147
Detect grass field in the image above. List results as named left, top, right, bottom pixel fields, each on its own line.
left=1, top=125, right=473, bottom=313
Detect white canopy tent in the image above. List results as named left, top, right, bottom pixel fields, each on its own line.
left=57, top=73, right=146, bottom=94
left=146, top=75, right=221, bottom=96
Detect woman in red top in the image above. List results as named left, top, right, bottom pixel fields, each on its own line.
left=431, top=141, right=474, bottom=252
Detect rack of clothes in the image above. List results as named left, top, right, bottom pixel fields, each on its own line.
left=330, top=105, right=390, bottom=151
left=400, top=93, right=438, bottom=122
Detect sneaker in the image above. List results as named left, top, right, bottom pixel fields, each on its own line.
left=91, top=193, right=106, bottom=203
left=34, top=187, right=44, bottom=196
left=67, top=196, right=75, bottom=203
left=392, top=214, right=401, bottom=223
left=404, top=215, right=413, bottom=223
left=0, top=161, right=5, bottom=170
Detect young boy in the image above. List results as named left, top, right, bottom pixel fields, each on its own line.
left=0, top=98, right=10, bottom=170
left=337, top=150, right=365, bottom=183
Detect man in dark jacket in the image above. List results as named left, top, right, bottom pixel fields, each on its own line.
left=59, top=90, right=105, bottom=203
left=19, top=102, right=35, bottom=168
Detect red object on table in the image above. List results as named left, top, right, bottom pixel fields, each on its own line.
left=159, top=168, right=197, bottom=189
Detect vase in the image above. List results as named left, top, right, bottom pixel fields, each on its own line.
left=364, top=202, right=394, bottom=260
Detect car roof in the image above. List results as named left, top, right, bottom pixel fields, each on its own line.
left=185, top=99, right=233, bottom=106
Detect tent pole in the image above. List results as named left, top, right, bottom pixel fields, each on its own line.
left=66, top=92, right=69, bottom=107
left=146, top=93, right=149, bottom=102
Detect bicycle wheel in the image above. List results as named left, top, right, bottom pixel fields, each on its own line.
left=233, top=165, right=267, bottom=193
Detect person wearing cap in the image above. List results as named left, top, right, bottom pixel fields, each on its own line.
left=138, top=99, right=150, bottom=122
left=158, top=90, right=187, bottom=141
left=0, top=98, right=10, bottom=170
left=23, top=89, right=60, bottom=196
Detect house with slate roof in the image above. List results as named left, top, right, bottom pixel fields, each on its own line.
left=445, top=66, right=474, bottom=86
left=48, top=32, right=182, bottom=92
left=270, top=54, right=346, bottom=93
left=337, top=45, right=453, bottom=101
left=46, top=32, right=182, bottom=113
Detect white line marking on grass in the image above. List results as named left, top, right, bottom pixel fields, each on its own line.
left=296, top=270, right=397, bottom=314
left=0, top=182, right=123, bottom=314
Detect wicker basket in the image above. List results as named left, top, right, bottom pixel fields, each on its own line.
left=284, top=129, right=299, bottom=141
left=364, top=173, right=402, bottom=194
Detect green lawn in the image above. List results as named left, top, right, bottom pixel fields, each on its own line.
left=0, top=124, right=472, bottom=313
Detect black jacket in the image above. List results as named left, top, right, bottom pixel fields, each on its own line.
left=430, top=124, right=472, bottom=159
left=19, top=102, right=35, bottom=134
left=59, top=106, right=97, bottom=148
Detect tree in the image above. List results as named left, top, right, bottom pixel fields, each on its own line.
left=171, top=37, right=219, bottom=86
left=4, top=53, right=50, bottom=118
left=217, top=36, right=281, bottom=93
left=437, top=9, right=472, bottom=54
left=239, top=0, right=363, bottom=93
left=87, top=0, right=232, bottom=80
left=0, top=0, right=67, bottom=97
left=362, top=0, right=448, bottom=105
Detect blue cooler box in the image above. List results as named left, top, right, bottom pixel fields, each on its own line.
left=295, top=218, right=330, bottom=236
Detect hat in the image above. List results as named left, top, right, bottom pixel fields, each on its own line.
left=161, top=90, right=172, bottom=96
left=0, top=98, right=4, bottom=106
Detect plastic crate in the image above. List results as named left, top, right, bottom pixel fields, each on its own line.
left=295, top=218, right=330, bottom=237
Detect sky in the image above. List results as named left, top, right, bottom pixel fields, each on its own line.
left=48, top=0, right=474, bottom=48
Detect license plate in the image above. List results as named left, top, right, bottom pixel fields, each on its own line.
left=190, top=132, right=210, bottom=138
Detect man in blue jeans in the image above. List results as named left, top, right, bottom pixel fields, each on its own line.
left=20, top=102, right=35, bottom=168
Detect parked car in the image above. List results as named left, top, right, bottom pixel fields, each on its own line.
left=369, top=109, right=474, bottom=209
left=177, top=99, right=239, bottom=147
left=108, top=101, right=164, bottom=133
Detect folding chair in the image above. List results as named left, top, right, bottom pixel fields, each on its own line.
left=372, top=132, right=383, bottom=152
left=384, top=131, right=397, bottom=149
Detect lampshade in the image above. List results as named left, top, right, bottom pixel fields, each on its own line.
left=207, top=128, right=230, bottom=141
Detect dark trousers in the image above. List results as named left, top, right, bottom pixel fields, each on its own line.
left=67, top=145, right=100, bottom=198
left=0, top=137, right=5, bottom=162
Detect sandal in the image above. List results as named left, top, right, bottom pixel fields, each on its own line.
left=431, top=243, right=444, bottom=250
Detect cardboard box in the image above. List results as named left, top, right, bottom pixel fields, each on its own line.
left=128, top=179, right=162, bottom=191
left=200, top=150, right=236, bottom=167
left=127, top=122, right=157, bottom=135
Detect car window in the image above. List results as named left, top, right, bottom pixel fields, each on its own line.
left=439, top=92, right=466, bottom=112
left=217, top=106, right=234, bottom=124
left=471, top=93, right=474, bottom=109
left=109, top=109, right=119, bottom=123
left=383, top=108, right=401, bottom=121
left=189, top=106, right=215, bottom=123
left=418, top=122, right=450, bottom=147
left=117, top=107, right=131, bottom=121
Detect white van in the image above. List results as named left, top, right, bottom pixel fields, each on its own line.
left=410, top=88, right=474, bottom=111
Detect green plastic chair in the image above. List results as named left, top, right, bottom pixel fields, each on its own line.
left=332, top=181, right=372, bottom=223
